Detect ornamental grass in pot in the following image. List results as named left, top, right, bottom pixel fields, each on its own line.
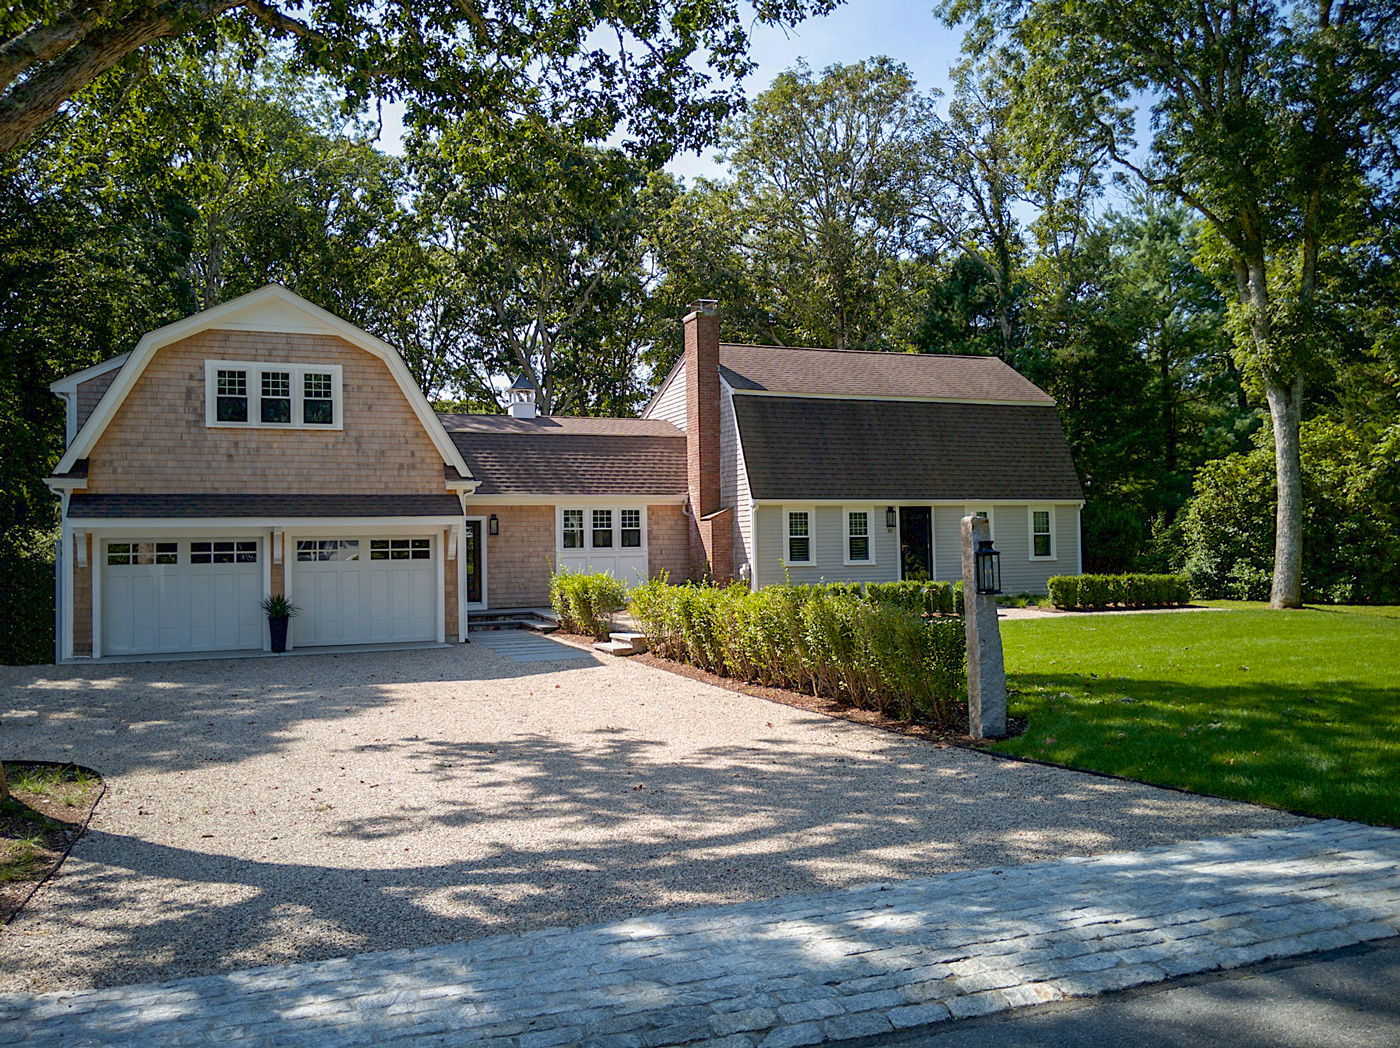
left=259, top=594, right=299, bottom=653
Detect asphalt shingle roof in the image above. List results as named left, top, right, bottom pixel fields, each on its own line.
left=732, top=396, right=1083, bottom=502
left=66, top=494, right=464, bottom=519
left=438, top=414, right=687, bottom=496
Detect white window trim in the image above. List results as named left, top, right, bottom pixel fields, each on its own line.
left=204, top=359, right=344, bottom=430
left=555, top=506, right=649, bottom=554
left=842, top=506, right=875, bottom=566
left=964, top=506, right=996, bottom=541
left=1029, top=505, right=1057, bottom=561
left=782, top=505, right=815, bottom=566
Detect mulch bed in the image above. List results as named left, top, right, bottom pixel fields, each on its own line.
left=1, top=763, right=103, bottom=924
left=553, top=629, right=1024, bottom=747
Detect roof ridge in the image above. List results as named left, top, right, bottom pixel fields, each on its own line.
left=720, top=343, right=1004, bottom=362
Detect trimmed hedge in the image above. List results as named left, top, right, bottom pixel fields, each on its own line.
left=549, top=570, right=628, bottom=639
left=1048, top=573, right=1191, bottom=611
left=628, top=580, right=966, bottom=725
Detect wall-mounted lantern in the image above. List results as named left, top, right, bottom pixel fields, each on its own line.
left=975, top=539, right=1002, bottom=595
left=885, top=506, right=897, bottom=530
left=488, top=514, right=499, bottom=536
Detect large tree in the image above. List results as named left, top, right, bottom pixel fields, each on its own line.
left=943, top=0, right=1400, bottom=608
left=0, top=0, right=838, bottom=159
left=719, top=57, right=938, bottom=351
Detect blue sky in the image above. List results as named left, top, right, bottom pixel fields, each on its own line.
left=374, top=2, right=969, bottom=183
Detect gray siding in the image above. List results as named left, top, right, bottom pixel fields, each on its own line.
left=753, top=505, right=901, bottom=589
left=755, top=502, right=1081, bottom=594
left=645, top=363, right=688, bottom=429
left=75, top=367, right=122, bottom=438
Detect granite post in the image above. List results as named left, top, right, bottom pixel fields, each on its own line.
left=962, top=514, right=1007, bottom=739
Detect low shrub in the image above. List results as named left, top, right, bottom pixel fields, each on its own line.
left=628, top=579, right=966, bottom=725
left=1048, top=573, right=1191, bottom=610
left=549, top=570, right=628, bottom=639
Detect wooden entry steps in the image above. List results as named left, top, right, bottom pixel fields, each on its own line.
left=594, top=632, right=648, bottom=656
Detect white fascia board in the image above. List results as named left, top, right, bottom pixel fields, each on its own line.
left=462, top=493, right=688, bottom=506
left=67, top=515, right=465, bottom=531
left=56, top=284, right=474, bottom=482
left=49, top=353, right=130, bottom=394
left=728, top=389, right=1057, bottom=408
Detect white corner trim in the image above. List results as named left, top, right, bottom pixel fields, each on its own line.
left=55, top=284, right=474, bottom=482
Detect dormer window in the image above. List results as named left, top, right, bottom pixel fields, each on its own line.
left=206, top=361, right=342, bottom=429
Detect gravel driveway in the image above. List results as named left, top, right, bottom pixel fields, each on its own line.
left=0, top=641, right=1300, bottom=992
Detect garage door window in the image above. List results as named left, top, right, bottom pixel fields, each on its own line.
left=297, top=539, right=360, bottom=561
left=369, top=538, right=430, bottom=560
left=108, top=541, right=177, bottom=565
left=191, top=540, right=258, bottom=564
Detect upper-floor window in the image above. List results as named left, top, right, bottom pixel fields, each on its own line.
left=205, top=360, right=342, bottom=429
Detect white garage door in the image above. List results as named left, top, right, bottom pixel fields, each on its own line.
left=102, top=539, right=263, bottom=656
left=292, top=538, right=436, bottom=647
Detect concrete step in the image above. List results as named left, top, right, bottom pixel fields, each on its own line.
left=594, top=632, right=648, bottom=656
left=468, top=617, right=558, bottom=634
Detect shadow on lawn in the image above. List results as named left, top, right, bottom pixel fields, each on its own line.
left=0, top=647, right=1302, bottom=992
left=1003, top=672, right=1400, bottom=825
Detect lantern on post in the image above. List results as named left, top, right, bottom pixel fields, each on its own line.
left=975, top=539, right=1002, bottom=595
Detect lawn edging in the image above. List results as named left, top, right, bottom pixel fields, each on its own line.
left=2, top=761, right=105, bottom=925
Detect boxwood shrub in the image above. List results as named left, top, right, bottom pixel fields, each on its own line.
left=549, top=570, right=628, bottom=639
left=628, top=580, right=966, bottom=725
left=1048, top=573, right=1191, bottom=610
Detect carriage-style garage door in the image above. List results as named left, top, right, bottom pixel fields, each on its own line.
left=292, top=537, right=436, bottom=647
left=102, top=539, right=263, bottom=656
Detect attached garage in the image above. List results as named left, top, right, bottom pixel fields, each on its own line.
left=291, top=537, right=437, bottom=647
left=101, top=539, right=263, bottom=656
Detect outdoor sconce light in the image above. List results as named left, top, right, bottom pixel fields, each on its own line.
left=885, top=506, right=897, bottom=530
left=488, top=514, right=499, bottom=536
left=975, top=539, right=1002, bottom=595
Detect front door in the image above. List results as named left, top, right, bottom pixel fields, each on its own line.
left=899, top=506, right=933, bottom=581
left=464, top=520, right=483, bottom=604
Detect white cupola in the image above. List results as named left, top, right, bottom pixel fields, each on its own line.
left=505, top=373, right=537, bottom=419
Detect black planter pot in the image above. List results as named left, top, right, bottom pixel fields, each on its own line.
left=269, top=617, right=289, bottom=654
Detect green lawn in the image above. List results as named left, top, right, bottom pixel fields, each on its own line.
left=995, top=606, right=1400, bottom=826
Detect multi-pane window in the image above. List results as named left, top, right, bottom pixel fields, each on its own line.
left=216, top=370, right=248, bottom=422
left=592, top=509, right=614, bottom=548
left=107, top=541, right=177, bottom=566
left=296, top=539, right=360, bottom=561
left=1032, top=509, right=1053, bottom=558
left=847, top=510, right=870, bottom=562
left=303, top=372, right=334, bottom=425
left=370, top=538, right=430, bottom=560
left=207, top=362, right=340, bottom=428
left=562, top=509, right=584, bottom=548
left=260, top=371, right=292, bottom=423
left=787, top=510, right=811, bottom=563
left=191, top=541, right=257, bottom=564
left=620, top=509, right=642, bottom=548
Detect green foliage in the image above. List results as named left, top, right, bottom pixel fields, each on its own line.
left=0, top=529, right=54, bottom=666
left=1179, top=419, right=1400, bottom=604
left=1048, top=573, right=1189, bottom=610
left=258, top=594, right=299, bottom=620
left=549, top=570, right=628, bottom=640
left=629, top=579, right=966, bottom=724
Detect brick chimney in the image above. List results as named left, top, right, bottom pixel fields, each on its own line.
left=683, top=300, right=733, bottom=583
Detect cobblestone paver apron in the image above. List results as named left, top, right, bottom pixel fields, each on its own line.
left=2, top=820, right=1397, bottom=1048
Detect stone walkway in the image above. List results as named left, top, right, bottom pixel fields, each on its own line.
left=2, top=820, right=1397, bottom=1048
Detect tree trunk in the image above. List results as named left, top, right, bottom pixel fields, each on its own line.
left=1266, top=376, right=1305, bottom=609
